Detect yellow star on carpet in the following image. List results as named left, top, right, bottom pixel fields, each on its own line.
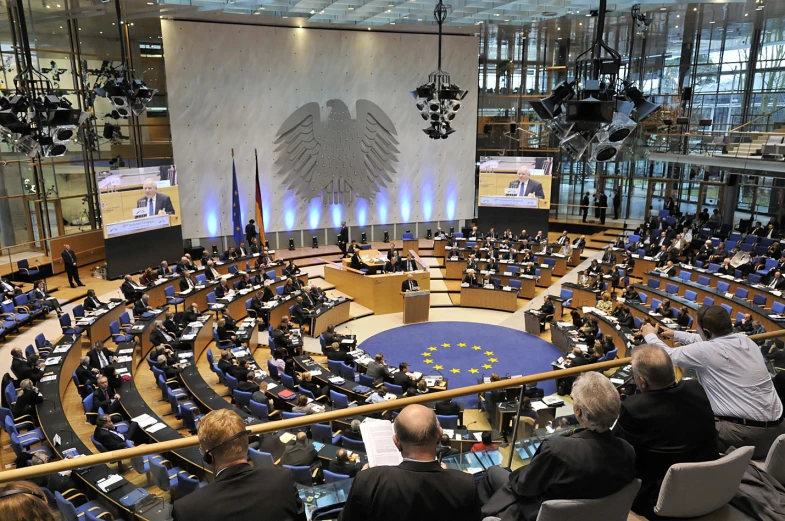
left=457, top=342, right=467, bottom=347
left=441, top=343, right=451, bottom=348
left=489, top=357, right=499, bottom=363
left=472, top=346, right=482, bottom=351
left=429, top=347, right=438, bottom=351
left=434, top=365, right=444, bottom=370
left=421, top=352, right=431, bottom=357
left=468, top=368, right=479, bottom=374
left=484, top=351, right=494, bottom=356
left=482, top=364, right=493, bottom=369
left=423, top=359, right=433, bottom=364
left=450, top=368, right=461, bottom=374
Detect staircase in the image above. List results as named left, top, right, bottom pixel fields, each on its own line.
left=725, top=134, right=770, bottom=158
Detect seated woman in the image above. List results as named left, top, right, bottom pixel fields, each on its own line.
left=658, top=298, right=674, bottom=319
left=570, top=310, right=583, bottom=329
left=596, top=291, right=614, bottom=313
left=140, top=267, right=157, bottom=286
left=677, top=306, right=692, bottom=328
left=216, top=318, right=237, bottom=343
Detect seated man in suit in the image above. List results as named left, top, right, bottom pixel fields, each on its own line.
left=384, top=254, right=401, bottom=273
left=622, top=286, right=641, bottom=303
left=435, top=396, right=462, bottom=419
left=765, top=270, right=785, bottom=289
left=215, top=278, right=233, bottom=299
left=537, top=296, right=555, bottom=331
left=273, top=317, right=300, bottom=356
left=133, top=294, right=153, bottom=317
left=236, top=273, right=252, bottom=291
left=83, top=289, right=104, bottom=311
left=87, top=341, right=117, bottom=373
left=182, top=302, right=201, bottom=324
left=340, top=404, right=481, bottom=521
left=217, top=350, right=237, bottom=376
left=462, top=269, right=480, bottom=286
left=94, top=414, right=145, bottom=450
left=601, top=246, right=617, bottom=264
left=283, top=260, right=301, bottom=278
left=1, top=276, right=20, bottom=300
left=158, top=261, right=172, bottom=277
left=179, top=270, right=196, bottom=292
left=656, top=260, right=677, bottom=276
left=401, top=273, right=419, bottom=292
left=225, top=246, right=239, bottom=260
left=280, top=432, right=318, bottom=467
left=172, top=409, right=305, bottom=521
left=613, top=344, right=717, bottom=517
left=93, top=375, right=123, bottom=415
left=156, top=354, right=184, bottom=379
left=150, top=320, right=182, bottom=351
left=401, top=254, right=418, bottom=272
left=290, top=296, right=313, bottom=328
left=392, top=362, right=414, bottom=394
left=204, top=260, right=221, bottom=281
left=10, top=348, right=44, bottom=383
left=329, top=448, right=361, bottom=478
left=350, top=248, right=369, bottom=271
left=120, top=274, right=143, bottom=302
left=281, top=278, right=297, bottom=295
left=75, top=355, right=99, bottom=394
left=508, top=166, right=545, bottom=199
left=366, top=353, right=391, bottom=386
left=480, top=373, right=635, bottom=521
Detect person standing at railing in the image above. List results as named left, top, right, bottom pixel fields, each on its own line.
left=641, top=305, right=785, bottom=459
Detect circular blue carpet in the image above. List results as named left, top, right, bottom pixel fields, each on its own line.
left=358, top=321, right=562, bottom=408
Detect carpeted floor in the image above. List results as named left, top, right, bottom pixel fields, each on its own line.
left=358, top=321, right=563, bottom=408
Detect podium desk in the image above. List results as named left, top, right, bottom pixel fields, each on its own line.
left=325, top=265, right=430, bottom=314
left=494, top=274, right=536, bottom=299
left=80, top=302, right=125, bottom=344
left=402, top=290, right=430, bottom=324
left=524, top=311, right=542, bottom=336
left=312, top=299, right=352, bottom=337
left=535, top=265, right=553, bottom=287
left=631, top=255, right=657, bottom=279
left=569, top=249, right=583, bottom=266
left=445, top=258, right=467, bottom=279
left=460, top=286, right=518, bottom=312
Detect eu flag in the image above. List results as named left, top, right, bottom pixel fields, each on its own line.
left=231, top=159, right=243, bottom=247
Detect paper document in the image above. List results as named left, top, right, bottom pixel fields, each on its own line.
left=146, top=423, right=167, bottom=433
left=132, top=414, right=158, bottom=428
left=360, top=419, right=403, bottom=468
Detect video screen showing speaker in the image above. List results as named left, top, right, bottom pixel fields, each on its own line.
left=95, top=166, right=181, bottom=239
left=478, top=156, right=553, bottom=209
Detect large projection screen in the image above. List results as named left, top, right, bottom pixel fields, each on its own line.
left=162, top=21, right=479, bottom=239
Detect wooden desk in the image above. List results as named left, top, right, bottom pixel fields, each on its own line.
left=536, top=266, right=553, bottom=287
left=434, top=239, right=447, bottom=257
left=312, top=299, right=353, bottom=337
left=82, top=302, right=125, bottom=344
left=561, top=283, right=600, bottom=308
left=325, top=266, right=430, bottom=314
left=533, top=253, right=568, bottom=276
left=569, top=249, right=582, bottom=266
left=445, top=259, right=466, bottom=279
left=402, top=291, right=430, bottom=324
left=402, top=238, right=420, bottom=256
left=141, top=279, right=175, bottom=308
left=460, top=286, right=518, bottom=312
left=495, top=274, right=536, bottom=299
left=631, top=255, right=658, bottom=279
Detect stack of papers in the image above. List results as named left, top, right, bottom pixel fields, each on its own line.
left=44, top=356, right=62, bottom=366
left=360, top=419, right=403, bottom=468
left=146, top=423, right=167, bottom=433
left=132, top=414, right=158, bottom=428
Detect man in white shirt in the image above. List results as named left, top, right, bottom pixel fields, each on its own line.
left=641, top=306, right=784, bottom=458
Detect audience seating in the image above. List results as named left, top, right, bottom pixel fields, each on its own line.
left=16, top=259, right=40, bottom=281
left=312, top=423, right=342, bottom=445
left=436, top=414, right=459, bottom=429
left=324, top=470, right=350, bottom=483
left=55, top=490, right=113, bottom=521
left=284, top=464, right=315, bottom=486
left=764, top=434, right=785, bottom=486
left=342, top=437, right=365, bottom=452
left=249, top=447, right=275, bottom=468
left=248, top=399, right=279, bottom=422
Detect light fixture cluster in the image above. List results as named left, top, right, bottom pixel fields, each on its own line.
left=0, top=82, right=88, bottom=157
left=528, top=2, right=660, bottom=162
left=92, top=61, right=157, bottom=118
left=410, top=0, right=468, bottom=139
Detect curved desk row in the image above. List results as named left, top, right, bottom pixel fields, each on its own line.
left=445, top=258, right=553, bottom=288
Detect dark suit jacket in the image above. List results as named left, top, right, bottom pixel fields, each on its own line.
left=151, top=328, right=175, bottom=347
left=92, top=386, right=117, bottom=412
left=11, top=357, right=43, bottom=382
left=13, top=388, right=43, bottom=417
left=94, top=426, right=129, bottom=451
left=602, top=252, right=617, bottom=264
left=76, top=364, right=97, bottom=387
left=132, top=300, right=149, bottom=317
left=339, top=460, right=481, bottom=521
left=508, top=179, right=545, bottom=199
left=614, top=380, right=717, bottom=514
left=482, top=429, right=635, bottom=521
left=173, top=463, right=304, bottom=521
left=401, top=279, right=419, bottom=292
left=179, top=277, right=195, bottom=292
left=137, top=193, right=175, bottom=215
left=215, top=284, right=231, bottom=299
left=83, top=296, right=103, bottom=311
left=61, top=249, right=77, bottom=268
left=435, top=399, right=461, bottom=417
left=391, top=371, right=412, bottom=393
left=339, top=226, right=349, bottom=243
left=328, top=459, right=361, bottom=478
left=279, top=442, right=317, bottom=467
left=87, top=347, right=116, bottom=371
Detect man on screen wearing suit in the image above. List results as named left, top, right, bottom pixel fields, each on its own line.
left=137, top=178, right=175, bottom=216
left=508, top=166, right=545, bottom=199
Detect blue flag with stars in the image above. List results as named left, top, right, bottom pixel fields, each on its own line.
left=231, top=159, right=243, bottom=247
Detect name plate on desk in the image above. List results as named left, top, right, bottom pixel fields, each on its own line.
left=405, top=290, right=429, bottom=298
left=105, top=215, right=170, bottom=237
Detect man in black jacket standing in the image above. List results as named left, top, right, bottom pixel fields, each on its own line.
left=61, top=244, right=84, bottom=288
left=339, top=221, right=349, bottom=256
left=339, top=404, right=481, bottom=521
left=599, top=192, right=609, bottom=225
left=173, top=409, right=305, bottom=521
left=613, top=344, right=717, bottom=517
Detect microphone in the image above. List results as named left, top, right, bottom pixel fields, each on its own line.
left=430, top=368, right=445, bottom=379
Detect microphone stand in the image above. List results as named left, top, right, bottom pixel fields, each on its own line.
left=505, top=383, right=528, bottom=470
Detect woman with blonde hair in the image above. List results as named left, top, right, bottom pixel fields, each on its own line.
left=596, top=291, right=614, bottom=313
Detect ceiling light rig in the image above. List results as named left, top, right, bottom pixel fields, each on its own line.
left=92, top=0, right=157, bottom=119
left=410, top=0, right=468, bottom=139
left=0, top=0, right=88, bottom=157
left=528, top=0, right=660, bottom=162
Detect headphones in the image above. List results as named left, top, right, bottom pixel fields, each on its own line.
left=202, top=430, right=250, bottom=464
left=0, top=489, right=45, bottom=502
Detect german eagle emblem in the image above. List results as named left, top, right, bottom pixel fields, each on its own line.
left=274, top=99, right=399, bottom=205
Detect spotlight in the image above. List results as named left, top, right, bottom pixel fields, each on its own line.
left=212, top=245, right=218, bottom=255
left=288, top=238, right=295, bottom=250
left=265, top=240, right=270, bottom=249
left=546, top=116, right=589, bottom=161
left=449, top=227, right=454, bottom=235
left=606, top=112, right=637, bottom=143
left=565, top=97, right=614, bottom=125
left=426, top=228, right=432, bottom=239
left=529, top=81, right=576, bottom=120
left=360, top=232, right=367, bottom=244
left=312, top=236, right=319, bottom=248
left=589, top=141, right=621, bottom=162
left=623, top=82, right=661, bottom=121
left=13, top=135, right=41, bottom=157
left=383, top=231, right=390, bottom=243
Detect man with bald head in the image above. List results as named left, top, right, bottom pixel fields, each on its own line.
left=137, top=177, right=175, bottom=216
left=339, top=404, right=481, bottom=521
left=508, top=166, right=545, bottom=199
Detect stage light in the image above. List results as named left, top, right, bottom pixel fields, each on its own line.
left=265, top=240, right=270, bottom=249
left=92, top=63, right=158, bottom=118
left=383, top=231, right=390, bottom=243
left=623, top=82, right=661, bottom=122
left=288, top=238, right=295, bottom=251
left=13, top=135, right=41, bottom=157
left=426, top=228, right=432, bottom=239
left=606, top=112, right=637, bottom=143
left=361, top=232, right=367, bottom=244
left=449, top=227, right=454, bottom=235
left=212, top=245, right=218, bottom=255
left=589, top=141, right=621, bottom=162
left=529, top=81, right=576, bottom=120
left=312, top=236, right=319, bottom=248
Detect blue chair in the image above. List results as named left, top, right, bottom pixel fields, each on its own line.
left=342, top=437, right=365, bottom=452
left=59, top=314, right=84, bottom=336
left=211, top=363, right=226, bottom=385
left=339, top=363, right=356, bottom=382
left=249, top=447, right=275, bottom=467
left=717, top=281, right=730, bottom=293
left=206, top=291, right=220, bottom=311
left=266, top=270, right=276, bottom=279
left=744, top=234, right=759, bottom=244
left=508, top=279, right=522, bottom=292
left=703, top=296, right=715, bottom=307
left=386, top=383, right=404, bottom=395
left=695, top=260, right=704, bottom=268
left=281, top=373, right=297, bottom=391
left=507, top=265, right=519, bottom=274
left=684, top=290, right=697, bottom=302
left=298, top=385, right=315, bottom=400
left=735, top=287, right=749, bottom=299
left=206, top=348, right=215, bottom=366
left=178, top=473, right=206, bottom=497
left=235, top=390, right=252, bottom=410
left=650, top=298, right=661, bottom=312
left=110, top=320, right=133, bottom=343
left=81, top=394, right=98, bottom=424
left=639, top=292, right=648, bottom=304
left=748, top=273, right=762, bottom=284
left=164, top=285, right=184, bottom=311
left=633, top=317, right=642, bottom=330
left=212, top=328, right=235, bottom=348
left=249, top=399, right=279, bottom=422
left=402, top=232, right=414, bottom=240
left=2, top=300, right=30, bottom=326
left=267, top=360, right=280, bottom=380
left=276, top=286, right=285, bottom=296
left=697, top=275, right=710, bottom=286
left=436, top=415, right=459, bottom=429
left=740, top=243, right=754, bottom=252
left=598, top=348, right=618, bottom=362
left=118, top=312, right=133, bottom=330
left=721, top=303, right=733, bottom=316
left=312, top=423, right=342, bottom=445
left=772, top=301, right=785, bottom=315
left=753, top=294, right=767, bottom=307
left=735, top=311, right=745, bottom=324
left=54, top=490, right=111, bottom=521
left=16, top=259, right=40, bottom=280
left=228, top=265, right=239, bottom=274
left=465, top=241, right=476, bottom=248
left=665, top=284, right=678, bottom=295
left=559, top=288, right=573, bottom=308
left=195, top=273, right=207, bottom=284
left=672, top=308, right=681, bottom=319
left=358, top=374, right=375, bottom=388
left=327, top=360, right=344, bottom=375
left=282, top=411, right=307, bottom=432
left=226, top=374, right=239, bottom=397
left=324, top=470, right=351, bottom=483
left=284, top=464, right=314, bottom=486
left=685, top=315, right=694, bottom=328
left=73, top=304, right=85, bottom=319
left=150, top=457, right=189, bottom=493
left=181, top=403, right=203, bottom=434
left=647, top=278, right=660, bottom=289
left=678, top=270, right=691, bottom=282
left=707, top=263, right=721, bottom=273
left=330, top=390, right=357, bottom=409
left=454, top=232, right=464, bottom=238
left=13, top=293, right=44, bottom=320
